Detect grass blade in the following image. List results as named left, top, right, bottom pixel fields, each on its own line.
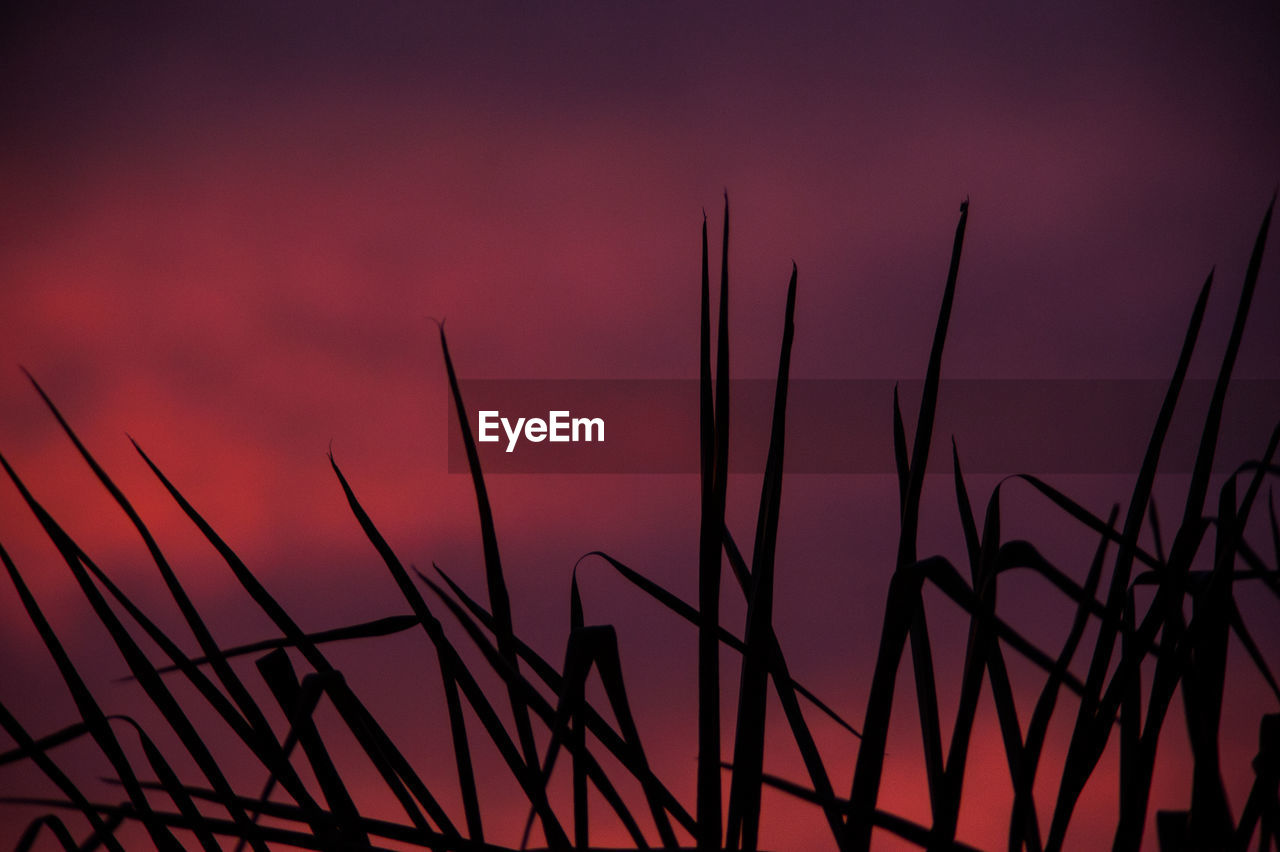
left=934, top=485, right=1003, bottom=847
left=439, top=326, right=540, bottom=776
left=13, top=815, right=78, bottom=852
left=894, top=386, right=909, bottom=517
left=847, top=199, right=969, bottom=852
left=695, top=196, right=731, bottom=850
left=330, top=453, right=483, bottom=841
left=726, top=264, right=795, bottom=851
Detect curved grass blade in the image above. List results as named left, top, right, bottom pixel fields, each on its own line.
left=439, top=326, right=539, bottom=777
left=13, top=815, right=78, bottom=852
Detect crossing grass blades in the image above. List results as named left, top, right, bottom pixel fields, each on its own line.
left=1, top=195, right=1279, bottom=851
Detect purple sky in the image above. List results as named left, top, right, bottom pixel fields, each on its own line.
left=2, top=3, right=1278, bottom=849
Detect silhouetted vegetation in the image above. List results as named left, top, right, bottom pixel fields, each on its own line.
left=1, top=196, right=1277, bottom=850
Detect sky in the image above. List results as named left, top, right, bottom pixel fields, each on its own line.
left=1, top=2, right=1279, bottom=849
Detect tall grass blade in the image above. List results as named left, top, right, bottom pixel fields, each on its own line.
left=439, top=326, right=540, bottom=775
left=847, top=199, right=969, bottom=852
left=1097, top=201, right=1272, bottom=851
left=1171, top=197, right=1272, bottom=574
left=1045, top=269, right=1214, bottom=849
left=722, top=493, right=852, bottom=846
left=695, top=196, right=731, bottom=851
left=933, top=485, right=1002, bottom=849
left=894, top=387, right=909, bottom=517
left=330, top=453, right=483, bottom=841
left=726, top=264, right=795, bottom=852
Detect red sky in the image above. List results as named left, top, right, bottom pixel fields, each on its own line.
left=2, top=3, right=1279, bottom=849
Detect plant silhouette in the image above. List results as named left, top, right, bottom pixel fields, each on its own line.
left=1, top=197, right=1277, bottom=851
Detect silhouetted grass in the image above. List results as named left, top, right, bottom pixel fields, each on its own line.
left=1, top=195, right=1277, bottom=851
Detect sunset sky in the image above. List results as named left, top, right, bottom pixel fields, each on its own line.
left=2, top=3, right=1278, bottom=849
